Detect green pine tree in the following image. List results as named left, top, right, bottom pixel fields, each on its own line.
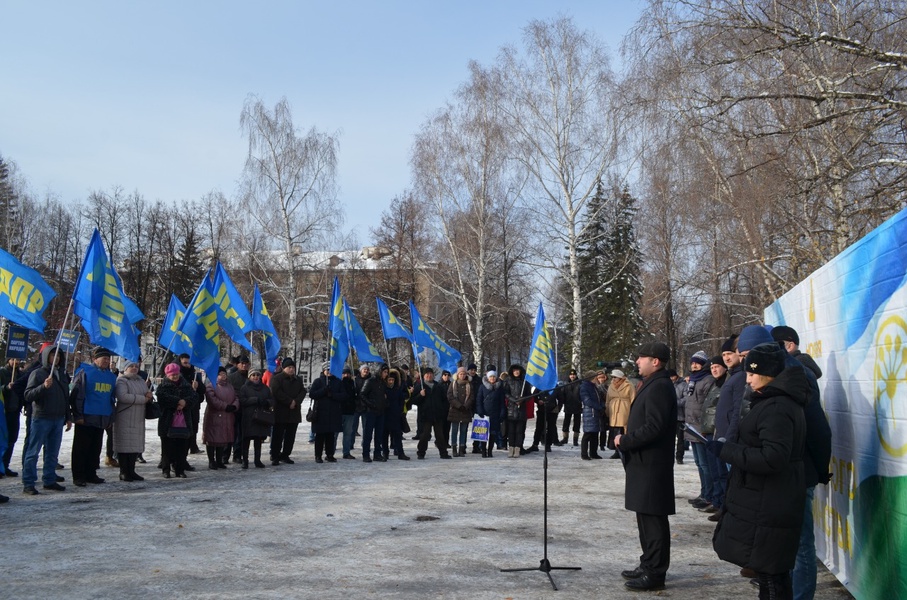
left=566, top=182, right=646, bottom=369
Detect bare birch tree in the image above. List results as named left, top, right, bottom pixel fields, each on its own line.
left=412, top=63, right=526, bottom=365
left=239, top=96, right=340, bottom=360
left=496, top=17, right=621, bottom=368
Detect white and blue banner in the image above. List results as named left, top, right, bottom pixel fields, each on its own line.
left=765, top=206, right=907, bottom=599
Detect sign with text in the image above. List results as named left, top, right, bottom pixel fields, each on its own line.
left=469, top=416, right=490, bottom=442
left=5, top=325, right=29, bottom=359
left=55, top=329, right=80, bottom=353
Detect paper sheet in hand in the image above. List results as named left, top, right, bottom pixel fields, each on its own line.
left=682, top=423, right=709, bottom=443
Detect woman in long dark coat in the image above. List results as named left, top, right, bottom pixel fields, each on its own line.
left=475, top=370, right=505, bottom=457
left=308, top=363, right=344, bottom=463
left=204, top=367, right=239, bottom=469
left=580, top=371, right=605, bottom=460
left=711, top=343, right=807, bottom=599
left=156, top=363, right=196, bottom=478
left=239, top=370, right=273, bottom=469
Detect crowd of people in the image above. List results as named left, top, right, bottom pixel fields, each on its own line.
left=0, top=325, right=832, bottom=600
left=613, top=327, right=832, bottom=600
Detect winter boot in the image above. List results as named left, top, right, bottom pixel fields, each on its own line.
left=215, top=447, right=229, bottom=469
left=253, top=441, right=266, bottom=468
left=206, top=446, right=218, bottom=470
left=560, top=432, right=568, bottom=445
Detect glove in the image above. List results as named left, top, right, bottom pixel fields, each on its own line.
left=225, top=404, right=237, bottom=413
left=706, top=439, right=725, bottom=457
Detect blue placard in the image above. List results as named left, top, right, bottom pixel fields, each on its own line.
left=469, top=416, right=490, bottom=442
left=55, top=329, right=81, bottom=353
left=5, top=325, right=29, bottom=359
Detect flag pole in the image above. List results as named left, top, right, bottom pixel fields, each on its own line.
left=51, top=297, right=75, bottom=377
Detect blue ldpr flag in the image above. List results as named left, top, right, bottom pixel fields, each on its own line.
left=211, top=262, right=255, bottom=352
left=0, top=247, right=56, bottom=333
left=525, top=303, right=557, bottom=391
left=158, top=294, right=193, bottom=356
left=176, top=271, right=222, bottom=385
left=252, top=284, right=281, bottom=373
left=344, top=298, right=384, bottom=362
left=409, top=300, right=461, bottom=373
left=328, top=278, right=349, bottom=377
left=72, top=230, right=144, bottom=361
left=376, top=297, right=411, bottom=341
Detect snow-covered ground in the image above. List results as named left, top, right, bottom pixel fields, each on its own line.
left=2, top=410, right=852, bottom=599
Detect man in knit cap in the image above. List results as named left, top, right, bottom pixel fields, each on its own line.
left=70, top=347, right=118, bottom=486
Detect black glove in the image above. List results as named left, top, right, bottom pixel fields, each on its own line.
left=706, top=439, right=725, bottom=457
left=225, top=404, right=237, bottom=413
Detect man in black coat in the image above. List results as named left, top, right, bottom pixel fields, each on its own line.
left=411, top=368, right=451, bottom=460
left=614, top=342, right=677, bottom=592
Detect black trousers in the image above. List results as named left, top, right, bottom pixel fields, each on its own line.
left=581, top=432, right=600, bottom=458
left=636, top=512, right=670, bottom=578
left=675, top=422, right=686, bottom=461
left=161, top=436, right=190, bottom=475
left=533, top=411, right=558, bottom=447
left=270, top=422, right=298, bottom=460
left=417, top=419, right=448, bottom=456
left=561, top=410, right=581, bottom=433
left=3, top=410, right=20, bottom=470
left=506, top=419, right=527, bottom=449
left=314, top=432, right=337, bottom=458
left=71, top=424, right=104, bottom=482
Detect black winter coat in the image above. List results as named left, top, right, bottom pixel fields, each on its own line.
left=156, top=378, right=196, bottom=437
left=239, top=380, right=274, bottom=439
left=558, top=379, right=582, bottom=413
left=713, top=366, right=808, bottom=574
left=308, top=374, right=344, bottom=434
left=356, top=374, right=387, bottom=414
left=619, top=369, right=677, bottom=516
left=411, top=380, right=448, bottom=422
left=269, top=370, right=306, bottom=424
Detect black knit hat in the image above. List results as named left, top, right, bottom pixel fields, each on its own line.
left=743, top=343, right=786, bottom=377
left=282, top=357, right=296, bottom=369
left=721, top=335, right=738, bottom=353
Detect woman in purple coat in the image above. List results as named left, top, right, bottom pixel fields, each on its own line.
left=204, top=367, right=240, bottom=470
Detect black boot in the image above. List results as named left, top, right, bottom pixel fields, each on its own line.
left=253, top=440, right=266, bottom=468
left=242, top=439, right=250, bottom=469
left=127, top=455, right=144, bottom=481
left=573, top=432, right=579, bottom=447
left=119, top=459, right=133, bottom=481
left=215, top=447, right=228, bottom=469
left=206, top=446, right=218, bottom=470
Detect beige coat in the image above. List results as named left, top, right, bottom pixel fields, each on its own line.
left=606, top=378, right=635, bottom=430
left=114, top=373, right=150, bottom=453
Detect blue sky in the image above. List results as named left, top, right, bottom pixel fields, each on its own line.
left=1, top=1, right=643, bottom=242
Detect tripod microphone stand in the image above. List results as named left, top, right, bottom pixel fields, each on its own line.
left=500, top=443, right=581, bottom=590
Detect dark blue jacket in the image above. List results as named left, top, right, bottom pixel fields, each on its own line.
left=715, top=365, right=746, bottom=441
left=580, top=380, right=604, bottom=433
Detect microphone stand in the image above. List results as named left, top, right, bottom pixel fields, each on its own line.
left=500, top=388, right=581, bottom=590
